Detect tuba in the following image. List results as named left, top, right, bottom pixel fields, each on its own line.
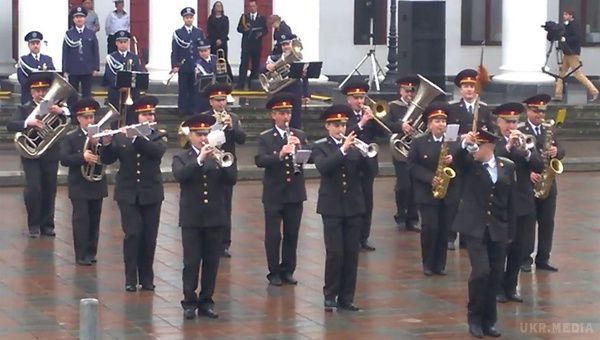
left=259, top=39, right=303, bottom=93
left=390, top=74, right=446, bottom=161
left=533, top=119, right=564, bottom=199
left=82, top=104, right=121, bottom=181
left=15, top=73, right=77, bottom=158
left=432, top=142, right=456, bottom=199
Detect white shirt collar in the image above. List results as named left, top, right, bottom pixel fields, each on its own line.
left=81, top=128, right=88, bottom=136
left=528, top=119, right=541, bottom=130
left=432, top=134, right=443, bottom=142
left=191, top=145, right=201, bottom=155
left=330, top=136, right=343, bottom=145
left=483, top=157, right=497, bottom=169
left=275, top=125, right=287, bottom=138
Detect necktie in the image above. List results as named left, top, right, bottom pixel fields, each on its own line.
left=34, top=55, right=39, bottom=62
left=468, top=105, right=473, bottom=114
left=252, top=14, right=255, bottom=21
left=536, top=126, right=541, bottom=135
left=282, top=132, right=288, bottom=141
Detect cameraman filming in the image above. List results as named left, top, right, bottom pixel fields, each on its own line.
left=554, top=9, right=599, bottom=103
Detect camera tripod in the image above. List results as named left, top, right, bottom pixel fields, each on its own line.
left=541, top=40, right=582, bottom=80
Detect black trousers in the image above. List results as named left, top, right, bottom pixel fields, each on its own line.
left=393, top=161, right=418, bottom=225
left=504, top=214, right=536, bottom=293
left=237, top=43, right=261, bottom=87
left=117, top=201, right=161, bottom=287
left=21, top=83, right=32, bottom=105
left=322, top=215, right=361, bottom=304
left=107, top=34, right=117, bottom=54
left=71, top=199, right=103, bottom=261
left=181, top=226, right=223, bottom=310
left=177, top=72, right=196, bottom=116
left=264, top=202, right=303, bottom=277
left=465, top=230, right=506, bottom=328
left=419, top=202, right=456, bottom=272
left=359, top=174, right=375, bottom=244
left=222, top=184, right=234, bottom=249
left=22, top=158, right=58, bottom=232
left=68, top=74, right=92, bottom=98
left=528, top=192, right=558, bottom=265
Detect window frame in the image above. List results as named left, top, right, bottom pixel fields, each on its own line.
left=461, top=0, right=502, bottom=46
left=560, top=0, right=600, bottom=47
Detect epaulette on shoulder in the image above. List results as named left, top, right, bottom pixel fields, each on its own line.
left=259, top=128, right=272, bottom=136
left=389, top=100, right=406, bottom=107
left=517, top=122, right=526, bottom=128
left=66, top=128, right=79, bottom=136
left=448, top=99, right=460, bottom=104
left=479, top=101, right=488, bottom=106
left=314, top=137, right=328, bottom=144
left=497, top=156, right=514, bottom=167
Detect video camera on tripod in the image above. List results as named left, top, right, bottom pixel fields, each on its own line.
left=540, top=20, right=581, bottom=79
left=541, top=21, right=565, bottom=43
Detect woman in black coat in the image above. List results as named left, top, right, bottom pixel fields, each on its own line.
left=206, top=1, right=234, bottom=81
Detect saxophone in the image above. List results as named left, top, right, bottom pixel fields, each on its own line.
left=432, top=142, right=456, bottom=199
left=533, top=119, right=564, bottom=199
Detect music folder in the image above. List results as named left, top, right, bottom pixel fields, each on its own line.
left=116, top=71, right=149, bottom=90
left=294, top=149, right=312, bottom=164
left=288, top=62, right=322, bottom=79
left=196, top=75, right=214, bottom=92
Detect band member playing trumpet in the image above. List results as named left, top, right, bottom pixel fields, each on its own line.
left=100, top=96, right=166, bottom=292
left=201, top=83, right=246, bottom=257
left=454, top=129, right=517, bottom=339
left=7, top=73, right=71, bottom=238
left=342, top=80, right=382, bottom=251
left=194, top=38, right=217, bottom=113
left=265, top=33, right=310, bottom=129
left=59, top=99, right=108, bottom=266
left=520, top=94, right=565, bottom=272
left=171, top=7, right=205, bottom=116
left=313, top=104, right=368, bottom=312
left=493, top=103, right=544, bottom=303
left=387, top=76, right=420, bottom=231
left=172, top=114, right=237, bottom=320
left=255, top=93, right=308, bottom=286
left=408, top=103, right=462, bottom=276
left=17, top=31, right=56, bottom=105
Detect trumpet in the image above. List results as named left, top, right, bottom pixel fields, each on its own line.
left=363, top=96, right=392, bottom=134
left=204, top=144, right=234, bottom=168
left=339, top=133, right=378, bottom=158
left=509, top=130, right=536, bottom=152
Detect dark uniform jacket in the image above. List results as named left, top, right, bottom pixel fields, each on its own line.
left=200, top=111, right=246, bottom=156
left=453, top=156, right=517, bottom=243
left=346, top=109, right=383, bottom=176
left=102, top=51, right=142, bottom=87
left=312, top=137, right=367, bottom=217
left=59, top=128, right=108, bottom=200
left=62, top=26, right=100, bottom=75
left=408, top=133, right=463, bottom=206
left=237, top=13, right=267, bottom=48
left=495, top=137, right=544, bottom=216
left=17, top=54, right=56, bottom=86
left=271, top=20, right=292, bottom=55
left=171, top=26, right=205, bottom=73
left=172, top=148, right=237, bottom=228
left=196, top=54, right=217, bottom=75
left=7, top=101, right=62, bottom=161
left=255, top=127, right=307, bottom=205
left=447, top=99, right=494, bottom=134
left=386, top=99, right=409, bottom=134
left=100, top=131, right=166, bottom=205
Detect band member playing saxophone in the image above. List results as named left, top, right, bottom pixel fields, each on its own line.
left=493, top=103, right=544, bottom=303
left=6, top=73, right=71, bottom=238
left=313, top=104, right=369, bottom=312
left=173, top=114, right=237, bottom=320
left=408, top=103, right=462, bottom=276
left=60, top=99, right=108, bottom=266
left=255, top=93, right=308, bottom=286
left=100, top=96, right=166, bottom=292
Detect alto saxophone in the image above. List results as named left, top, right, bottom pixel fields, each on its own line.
left=533, top=119, right=564, bottom=199
left=432, top=142, right=456, bottom=199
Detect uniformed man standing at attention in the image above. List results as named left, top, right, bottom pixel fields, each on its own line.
left=255, top=93, right=308, bottom=286
left=102, top=30, right=141, bottom=114
left=59, top=98, right=108, bottom=266
left=63, top=5, right=100, bottom=102
left=171, top=7, right=205, bottom=116
left=173, top=114, right=237, bottom=320
left=17, top=31, right=56, bottom=105
left=313, top=104, right=368, bottom=312
left=100, top=96, right=166, bottom=292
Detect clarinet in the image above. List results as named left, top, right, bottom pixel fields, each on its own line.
left=285, top=122, right=301, bottom=174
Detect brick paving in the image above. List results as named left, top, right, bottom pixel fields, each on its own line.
left=0, top=174, right=599, bottom=339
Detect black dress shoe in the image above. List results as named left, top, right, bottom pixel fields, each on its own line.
left=41, top=228, right=56, bottom=237
left=433, top=269, right=447, bottom=276
left=394, top=215, right=405, bottom=229
left=268, top=275, right=283, bottom=286
left=337, top=302, right=360, bottom=311
left=28, top=229, right=41, bottom=238
left=468, top=323, right=484, bottom=338
left=125, top=285, right=137, bottom=292
left=521, top=263, right=532, bottom=272
left=406, top=222, right=421, bottom=232
left=198, top=307, right=219, bottom=319
left=447, top=241, right=456, bottom=251
left=423, top=269, right=434, bottom=276
left=281, top=273, right=298, bottom=285
left=77, top=259, right=92, bottom=266
left=141, top=284, right=155, bottom=291
left=221, top=248, right=232, bottom=258
left=536, top=262, right=558, bottom=272
left=360, top=241, right=376, bottom=251
left=496, top=292, right=508, bottom=303
left=506, top=292, right=523, bottom=303
left=90, top=257, right=97, bottom=263
left=324, top=299, right=337, bottom=312
left=483, top=326, right=502, bottom=337
left=183, top=308, right=196, bottom=320
left=458, top=241, right=467, bottom=249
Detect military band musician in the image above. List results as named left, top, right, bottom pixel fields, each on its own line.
left=17, top=31, right=56, bottom=105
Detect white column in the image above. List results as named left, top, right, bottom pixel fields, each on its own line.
left=493, top=0, right=554, bottom=83
left=18, top=0, right=69, bottom=71
left=0, top=0, right=14, bottom=74
left=147, top=0, right=197, bottom=82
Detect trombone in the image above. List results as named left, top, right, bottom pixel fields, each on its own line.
left=363, top=96, right=392, bottom=134
left=339, top=133, right=378, bottom=158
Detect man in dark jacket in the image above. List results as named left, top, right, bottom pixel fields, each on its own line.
left=236, top=0, right=267, bottom=89
left=17, top=31, right=56, bottom=104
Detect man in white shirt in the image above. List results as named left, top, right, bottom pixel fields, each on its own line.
left=105, top=0, right=130, bottom=53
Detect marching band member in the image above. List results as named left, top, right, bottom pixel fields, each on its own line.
left=268, top=14, right=292, bottom=55
left=454, top=129, right=517, bottom=338
left=59, top=98, right=107, bottom=266
left=236, top=0, right=267, bottom=89
left=342, top=80, right=382, bottom=251
left=387, top=76, right=420, bottom=231
left=171, top=7, right=205, bottom=116
left=265, top=33, right=310, bottom=129
left=520, top=94, right=565, bottom=272
left=100, top=96, right=166, bottom=292
left=255, top=93, right=308, bottom=286
left=194, top=38, right=217, bottom=113
left=493, top=103, right=544, bottom=303
left=62, top=5, right=99, bottom=101
left=17, top=31, right=55, bottom=105
left=313, top=104, right=368, bottom=312
left=7, top=73, right=71, bottom=238
left=200, top=83, right=246, bottom=257
left=173, top=114, right=237, bottom=320
left=408, top=103, right=462, bottom=276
